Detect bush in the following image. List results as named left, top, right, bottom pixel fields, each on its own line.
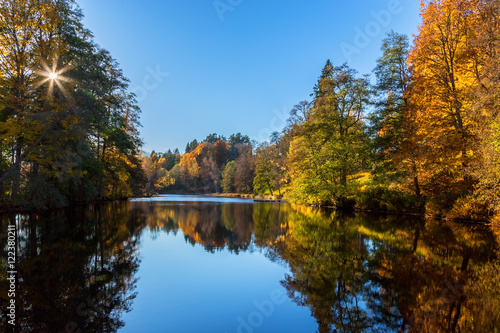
left=445, top=195, right=491, bottom=221
left=355, top=186, right=424, bottom=214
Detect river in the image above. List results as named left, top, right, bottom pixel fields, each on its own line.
left=1, top=195, right=498, bottom=332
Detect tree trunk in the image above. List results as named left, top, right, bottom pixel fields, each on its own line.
left=412, top=161, right=421, bottom=197
left=0, top=142, right=4, bottom=200
left=11, top=137, right=23, bottom=203
left=31, top=161, right=39, bottom=203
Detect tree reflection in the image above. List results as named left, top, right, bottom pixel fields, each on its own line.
left=273, top=206, right=499, bottom=333
left=131, top=201, right=289, bottom=254
left=1, top=200, right=498, bottom=332
left=275, top=207, right=377, bottom=332
left=128, top=200, right=499, bottom=332
left=0, top=202, right=146, bottom=332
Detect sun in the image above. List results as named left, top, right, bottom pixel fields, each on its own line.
left=35, top=59, right=74, bottom=99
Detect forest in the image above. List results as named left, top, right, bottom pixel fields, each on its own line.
left=0, top=0, right=145, bottom=210
left=144, top=0, right=500, bottom=223
left=1, top=0, right=500, bottom=224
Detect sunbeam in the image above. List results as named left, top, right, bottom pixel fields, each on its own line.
left=35, top=59, right=74, bottom=100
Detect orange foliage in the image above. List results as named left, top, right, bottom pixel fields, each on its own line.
left=407, top=0, right=484, bottom=201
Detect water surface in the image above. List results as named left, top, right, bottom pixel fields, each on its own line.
left=1, top=195, right=498, bottom=332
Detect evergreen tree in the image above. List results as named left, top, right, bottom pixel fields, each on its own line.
left=370, top=31, right=410, bottom=160
left=288, top=61, right=372, bottom=206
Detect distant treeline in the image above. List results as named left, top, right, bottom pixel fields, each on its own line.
left=143, top=133, right=256, bottom=195
left=146, top=0, right=500, bottom=222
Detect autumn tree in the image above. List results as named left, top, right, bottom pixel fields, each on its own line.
left=201, top=157, right=220, bottom=192
left=0, top=0, right=145, bottom=208
left=470, top=0, right=500, bottom=220
left=254, top=143, right=277, bottom=196
left=288, top=61, right=371, bottom=206
left=234, top=143, right=255, bottom=193
left=286, top=100, right=312, bottom=134
left=254, top=134, right=288, bottom=197
left=227, top=133, right=251, bottom=161
left=153, top=134, right=255, bottom=194
left=179, top=152, right=199, bottom=188
left=0, top=0, right=59, bottom=203
left=221, top=161, right=237, bottom=193
left=143, top=152, right=174, bottom=195
left=407, top=0, right=483, bottom=212
left=213, top=139, right=229, bottom=169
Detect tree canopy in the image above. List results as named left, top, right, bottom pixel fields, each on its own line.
left=0, top=0, right=145, bottom=209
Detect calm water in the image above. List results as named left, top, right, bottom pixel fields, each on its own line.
left=1, top=195, right=499, bottom=332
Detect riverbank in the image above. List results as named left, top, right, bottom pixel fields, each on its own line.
left=0, top=197, right=130, bottom=214
left=151, top=190, right=496, bottom=224
left=201, top=193, right=491, bottom=224
left=203, top=193, right=287, bottom=203
left=295, top=199, right=494, bottom=225
left=3, top=191, right=494, bottom=227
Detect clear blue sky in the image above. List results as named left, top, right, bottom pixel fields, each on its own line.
left=77, top=0, right=421, bottom=153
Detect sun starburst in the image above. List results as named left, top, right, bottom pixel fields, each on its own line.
left=35, top=58, right=73, bottom=99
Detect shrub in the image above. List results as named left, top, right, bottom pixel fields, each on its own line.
left=355, top=185, right=424, bottom=214
left=445, top=195, right=491, bottom=221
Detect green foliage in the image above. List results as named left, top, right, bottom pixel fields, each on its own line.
left=463, top=259, right=500, bottom=332
left=234, top=144, right=255, bottom=193
left=185, top=139, right=198, bottom=154
left=160, top=149, right=180, bottom=171
left=0, top=0, right=145, bottom=209
left=150, top=134, right=254, bottom=194
left=203, top=133, right=226, bottom=144
left=288, top=61, right=371, bottom=207
left=253, top=143, right=278, bottom=196
left=370, top=31, right=409, bottom=162
left=228, top=133, right=250, bottom=147
left=222, top=161, right=237, bottom=193
left=354, top=185, right=424, bottom=214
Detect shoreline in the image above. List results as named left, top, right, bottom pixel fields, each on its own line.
left=0, top=193, right=493, bottom=225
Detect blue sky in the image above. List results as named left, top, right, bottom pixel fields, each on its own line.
left=77, top=0, right=421, bottom=153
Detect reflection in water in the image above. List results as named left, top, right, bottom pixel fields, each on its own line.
left=136, top=201, right=290, bottom=255
left=1, top=198, right=499, bottom=332
left=0, top=202, right=147, bottom=332
left=273, top=206, right=499, bottom=332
